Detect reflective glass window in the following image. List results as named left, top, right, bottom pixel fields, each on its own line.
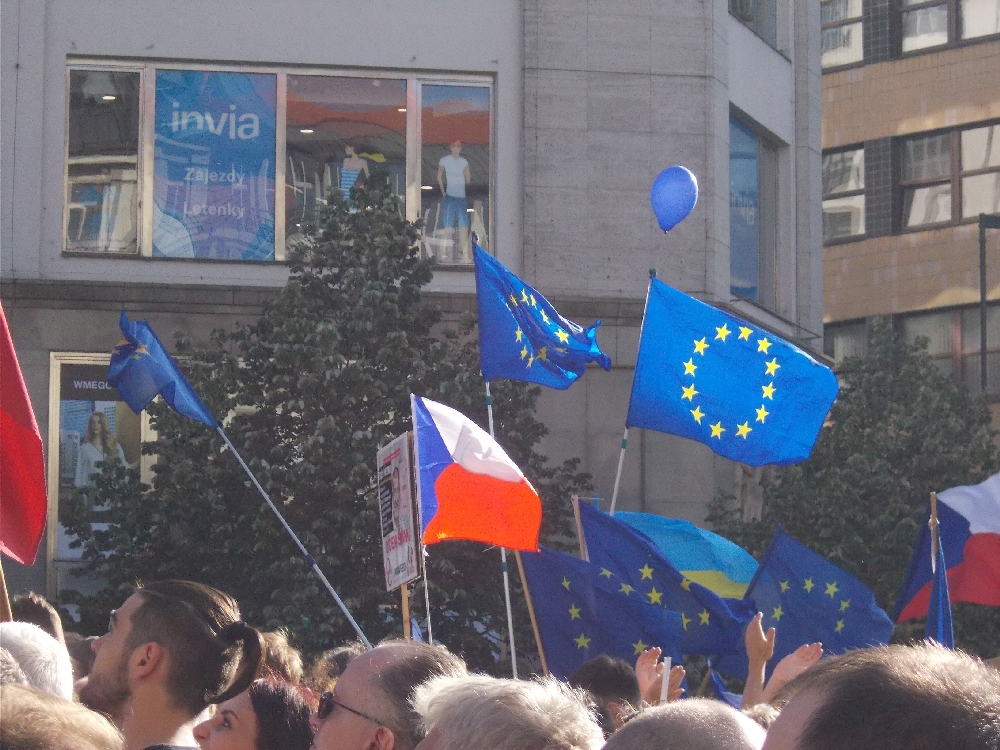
left=729, top=0, right=777, bottom=47
left=902, top=1, right=949, bottom=51
left=961, top=0, right=1000, bottom=38
left=960, top=125, right=1000, bottom=218
left=729, top=118, right=776, bottom=308
left=821, top=0, right=863, bottom=68
left=822, top=148, right=865, bottom=242
left=901, top=133, right=953, bottom=227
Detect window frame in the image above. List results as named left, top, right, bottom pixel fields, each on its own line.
left=820, top=0, right=865, bottom=70
left=64, top=59, right=495, bottom=267
left=822, top=145, right=867, bottom=244
left=897, top=0, right=1000, bottom=56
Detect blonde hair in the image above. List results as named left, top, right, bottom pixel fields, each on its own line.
left=0, top=683, right=124, bottom=750
left=85, top=412, right=120, bottom=458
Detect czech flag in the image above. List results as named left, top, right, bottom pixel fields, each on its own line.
left=894, top=474, right=1000, bottom=622
left=411, top=395, right=541, bottom=551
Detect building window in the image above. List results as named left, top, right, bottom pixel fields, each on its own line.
left=730, top=0, right=778, bottom=48
left=900, top=123, right=1000, bottom=229
left=901, top=0, right=1000, bottom=52
left=823, top=320, right=868, bottom=362
left=822, top=148, right=866, bottom=242
left=821, top=0, right=864, bottom=68
left=729, top=117, right=777, bottom=309
left=65, top=62, right=493, bottom=266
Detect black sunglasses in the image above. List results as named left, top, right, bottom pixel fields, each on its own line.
left=317, top=691, right=385, bottom=727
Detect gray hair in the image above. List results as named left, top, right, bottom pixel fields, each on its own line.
left=412, top=674, right=605, bottom=750
left=602, top=699, right=765, bottom=750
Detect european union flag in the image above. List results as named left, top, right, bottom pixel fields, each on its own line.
left=708, top=662, right=742, bottom=709
left=720, top=528, right=893, bottom=676
left=474, top=245, right=611, bottom=389
left=926, top=532, right=955, bottom=648
left=626, top=279, right=838, bottom=466
left=519, top=547, right=684, bottom=680
left=577, top=502, right=754, bottom=658
left=108, top=311, right=218, bottom=428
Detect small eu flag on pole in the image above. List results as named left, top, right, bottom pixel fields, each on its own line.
left=474, top=245, right=611, bottom=390
left=626, top=279, right=838, bottom=466
left=108, top=310, right=218, bottom=427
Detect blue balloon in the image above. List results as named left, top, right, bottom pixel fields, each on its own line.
left=650, top=166, right=698, bottom=232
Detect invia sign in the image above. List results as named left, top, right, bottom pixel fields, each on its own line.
left=152, top=70, right=276, bottom=261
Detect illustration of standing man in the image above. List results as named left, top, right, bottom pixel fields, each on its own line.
left=437, top=138, right=471, bottom=263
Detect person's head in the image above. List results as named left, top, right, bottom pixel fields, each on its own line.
left=66, top=632, right=99, bottom=680
left=412, top=674, right=605, bottom=750
left=568, top=655, right=641, bottom=732
left=0, top=683, right=124, bottom=750
left=260, top=631, right=303, bottom=685
left=10, top=592, right=65, bottom=644
left=80, top=580, right=263, bottom=723
left=304, top=642, right=366, bottom=693
left=86, top=411, right=116, bottom=451
left=311, top=641, right=466, bottom=750
left=0, top=621, right=74, bottom=699
left=449, top=140, right=462, bottom=156
left=763, top=642, right=1000, bottom=750
left=602, top=699, right=765, bottom=750
left=193, top=679, right=313, bottom=750
left=0, top=647, right=28, bottom=686
left=345, top=144, right=356, bottom=156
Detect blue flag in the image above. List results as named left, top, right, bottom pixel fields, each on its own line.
left=717, top=528, right=893, bottom=677
left=626, top=279, right=838, bottom=466
left=708, top=663, right=742, bottom=709
left=577, top=502, right=754, bottom=658
left=474, top=245, right=611, bottom=389
left=108, top=311, right=218, bottom=428
left=520, top=547, right=684, bottom=680
left=926, top=530, right=955, bottom=648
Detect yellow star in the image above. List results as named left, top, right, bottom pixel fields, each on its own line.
left=568, top=604, right=581, bottom=620
left=755, top=405, right=769, bottom=423
left=681, top=612, right=691, bottom=631
left=682, top=384, right=699, bottom=401
left=693, top=338, right=710, bottom=355
left=520, top=347, right=529, bottom=360
left=739, top=326, right=753, bottom=340
left=690, top=406, right=705, bottom=424
left=619, top=583, right=635, bottom=596
left=683, top=359, right=698, bottom=376
left=529, top=294, right=537, bottom=307
left=715, top=323, right=731, bottom=342
left=835, top=619, right=845, bottom=634
left=599, top=568, right=613, bottom=579
left=540, top=309, right=550, bottom=324
left=537, top=347, right=548, bottom=361
left=556, top=329, right=570, bottom=343
left=527, top=354, right=534, bottom=368
left=736, top=422, right=751, bottom=439
left=574, top=633, right=591, bottom=649
left=515, top=328, right=523, bottom=342
left=762, top=382, right=776, bottom=400
left=639, top=564, right=654, bottom=580
left=825, top=582, right=839, bottom=598
left=521, top=290, right=529, bottom=303
left=633, top=639, right=648, bottom=656
left=803, top=578, right=815, bottom=593
left=647, top=587, right=663, bottom=605
left=562, top=577, right=571, bottom=591
left=772, top=605, right=784, bottom=621
left=680, top=578, right=692, bottom=591
left=757, top=337, right=772, bottom=354
left=840, top=599, right=851, bottom=612
left=130, top=344, right=150, bottom=360
left=779, top=580, right=790, bottom=593
left=710, top=422, right=725, bottom=439
left=698, top=609, right=710, bottom=626
left=765, top=358, right=780, bottom=376
left=509, top=293, right=519, bottom=307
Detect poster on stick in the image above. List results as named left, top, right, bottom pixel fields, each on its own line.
left=378, top=433, right=420, bottom=591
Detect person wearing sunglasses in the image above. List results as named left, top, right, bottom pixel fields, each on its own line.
left=310, top=641, right=465, bottom=750
left=193, top=679, right=312, bottom=750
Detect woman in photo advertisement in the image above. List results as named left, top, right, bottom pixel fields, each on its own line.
left=74, top=411, right=127, bottom=489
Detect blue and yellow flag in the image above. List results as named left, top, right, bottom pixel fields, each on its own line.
left=626, top=279, right=838, bottom=466
left=578, top=502, right=755, bottom=658
left=474, top=245, right=611, bottom=389
left=519, top=547, right=684, bottom=680
left=108, top=311, right=218, bottom=428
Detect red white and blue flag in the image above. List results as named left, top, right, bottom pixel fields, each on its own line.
left=410, top=395, right=541, bottom=552
left=895, top=474, right=1000, bottom=622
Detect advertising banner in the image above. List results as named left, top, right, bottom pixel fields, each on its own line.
left=153, top=69, right=276, bottom=260
left=377, top=433, right=420, bottom=591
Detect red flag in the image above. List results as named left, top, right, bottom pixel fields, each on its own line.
left=0, top=303, right=47, bottom=564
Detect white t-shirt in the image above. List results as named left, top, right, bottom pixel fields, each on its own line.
left=439, top=154, right=469, bottom=198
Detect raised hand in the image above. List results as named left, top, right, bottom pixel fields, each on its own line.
left=763, top=642, right=823, bottom=702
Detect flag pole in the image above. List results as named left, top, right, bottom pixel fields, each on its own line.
left=515, top=550, right=549, bottom=675
left=609, top=428, right=629, bottom=516
left=929, top=492, right=939, bottom=574
left=402, top=583, right=411, bottom=640
left=485, top=380, right=519, bottom=679
left=571, top=495, right=589, bottom=561
left=0, top=557, right=12, bottom=622
left=216, top=428, right=373, bottom=649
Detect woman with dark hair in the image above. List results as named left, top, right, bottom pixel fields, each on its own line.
left=194, top=679, right=313, bottom=750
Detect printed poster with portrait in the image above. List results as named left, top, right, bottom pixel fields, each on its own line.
left=377, top=433, right=420, bottom=591
left=55, top=363, right=142, bottom=560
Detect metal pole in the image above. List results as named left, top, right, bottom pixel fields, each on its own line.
left=981, top=214, right=988, bottom=396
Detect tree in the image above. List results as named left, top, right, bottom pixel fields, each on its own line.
left=61, top=170, right=591, bottom=673
left=708, top=317, right=1000, bottom=656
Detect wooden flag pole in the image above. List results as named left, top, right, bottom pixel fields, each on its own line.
left=571, top=495, right=589, bottom=561
left=0, top=556, right=12, bottom=622
left=929, top=491, right=939, bottom=574
left=515, top=550, right=548, bottom=675
left=401, top=583, right=411, bottom=640
left=609, top=428, right=629, bottom=516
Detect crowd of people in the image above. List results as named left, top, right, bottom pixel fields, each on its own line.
left=1, top=581, right=998, bottom=750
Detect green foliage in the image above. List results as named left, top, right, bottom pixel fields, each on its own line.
left=708, top=317, right=1000, bottom=657
left=62, top=171, right=591, bottom=674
